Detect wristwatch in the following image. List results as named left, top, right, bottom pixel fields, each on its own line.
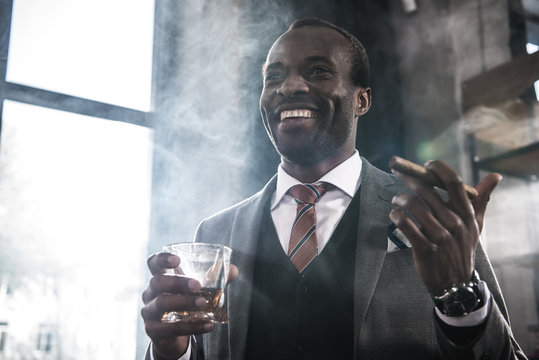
left=432, top=270, right=483, bottom=317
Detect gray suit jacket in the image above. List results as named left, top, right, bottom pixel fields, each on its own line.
left=187, top=158, right=526, bottom=359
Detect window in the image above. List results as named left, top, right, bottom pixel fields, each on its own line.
left=36, top=324, right=52, bottom=353
left=0, top=0, right=154, bottom=357
left=7, top=0, right=154, bottom=111
left=0, top=322, right=7, bottom=353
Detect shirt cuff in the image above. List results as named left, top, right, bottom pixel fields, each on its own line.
left=435, top=280, right=491, bottom=327
left=150, top=338, right=192, bottom=360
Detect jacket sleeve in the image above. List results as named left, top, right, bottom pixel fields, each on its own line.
left=144, top=337, right=200, bottom=360
left=435, top=242, right=528, bottom=359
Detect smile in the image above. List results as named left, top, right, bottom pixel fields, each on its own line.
left=280, top=109, right=316, bottom=121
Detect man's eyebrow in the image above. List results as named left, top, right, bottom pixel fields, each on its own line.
left=305, top=55, right=333, bottom=64
left=264, top=61, right=283, bottom=74
left=262, top=56, right=333, bottom=75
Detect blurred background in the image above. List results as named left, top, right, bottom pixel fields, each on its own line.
left=0, top=0, right=537, bottom=358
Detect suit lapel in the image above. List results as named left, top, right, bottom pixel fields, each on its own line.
left=228, top=176, right=276, bottom=360
left=353, top=159, right=397, bottom=355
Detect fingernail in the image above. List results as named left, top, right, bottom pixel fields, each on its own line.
left=188, top=279, right=201, bottom=291
left=204, top=323, right=215, bottom=331
left=195, top=297, right=209, bottom=308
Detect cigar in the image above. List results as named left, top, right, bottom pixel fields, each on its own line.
left=388, top=156, right=478, bottom=199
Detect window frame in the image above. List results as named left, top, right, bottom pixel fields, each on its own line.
left=0, top=0, right=152, bottom=132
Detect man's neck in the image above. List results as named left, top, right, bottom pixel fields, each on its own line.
left=281, top=149, right=356, bottom=183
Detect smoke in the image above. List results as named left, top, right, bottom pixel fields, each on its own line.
left=148, top=0, right=294, bottom=252
left=387, top=0, right=512, bottom=163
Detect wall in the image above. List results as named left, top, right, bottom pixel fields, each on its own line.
left=390, top=0, right=539, bottom=355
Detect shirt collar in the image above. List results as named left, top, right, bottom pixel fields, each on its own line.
left=271, top=151, right=362, bottom=210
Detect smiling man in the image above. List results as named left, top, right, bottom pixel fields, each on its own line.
left=142, top=19, right=526, bottom=360
left=260, top=23, right=369, bottom=182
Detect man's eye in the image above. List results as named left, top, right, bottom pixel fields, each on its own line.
left=311, top=66, right=330, bottom=75
left=265, top=73, right=282, bottom=82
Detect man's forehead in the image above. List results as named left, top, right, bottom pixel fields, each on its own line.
left=265, top=26, right=349, bottom=65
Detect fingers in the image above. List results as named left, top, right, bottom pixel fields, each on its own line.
left=144, top=319, right=215, bottom=340
left=390, top=158, right=481, bottom=293
left=141, top=292, right=208, bottom=321
left=390, top=191, right=455, bottom=246
left=389, top=208, right=434, bottom=255
left=424, top=160, right=474, bottom=223
left=141, top=276, right=214, bottom=338
left=389, top=156, right=478, bottom=198
left=392, top=170, right=465, bottom=240
left=228, top=264, right=239, bottom=284
left=144, top=263, right=240, bottom=304
left=472, top=173, right=502, bottom=232
left=142, top=274, right=201, bottom=304
left=141, top=252, right=240, bottom=354
left=147, top=252, right=181, bottom=275
left=142, top=293, right=206, bottom=320
left=390, top=196, right=473, bottom=294
left=142, top=259, right=240, bottom=320
left=475, top=173, right=502, bottom=199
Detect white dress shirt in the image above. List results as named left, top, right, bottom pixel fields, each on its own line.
left=270, top=151, right=362, bottom=254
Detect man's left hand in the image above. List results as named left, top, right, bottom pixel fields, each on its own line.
left=389, top=159, right=501, bottom=296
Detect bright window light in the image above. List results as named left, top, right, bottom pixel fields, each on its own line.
left=526, top=43, right=538, bottom=53
left=0, top=100, right=152, bottom=359
left=7, top=0, right=154, bottom=111
left=527, top=43, right=539, bottom=101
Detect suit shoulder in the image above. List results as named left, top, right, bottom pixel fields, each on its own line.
left=196, top=176, right=276, bottom=236
left=202, top=192, right=260, bottom=225
left=193, top=185, right=271, bottom=245
left=360, top=157, right=408, bottom=195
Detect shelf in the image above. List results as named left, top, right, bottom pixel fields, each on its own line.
left=462, top=51, right=539, bottom=111
left=474, top=141, right=539, bottom=180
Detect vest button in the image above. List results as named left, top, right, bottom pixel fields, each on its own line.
left=297, top=344, right=304, bottom=351
left=299, top=285, right=307, bottom=295
left=479, top=352, right=490, bottom=360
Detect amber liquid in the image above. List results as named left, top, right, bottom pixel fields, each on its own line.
left=161, top=288, right=227, bottom=323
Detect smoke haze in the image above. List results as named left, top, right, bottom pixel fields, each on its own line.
left=148, top=0, right=294, bottom=252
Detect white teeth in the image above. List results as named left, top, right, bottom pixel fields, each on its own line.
left=280, top=109, right=314, bottom=121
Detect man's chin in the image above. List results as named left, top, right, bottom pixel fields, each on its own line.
left=278, top=146, right=326, bottom=167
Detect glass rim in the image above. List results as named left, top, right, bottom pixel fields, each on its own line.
left=163, top=242, right=232, bottom=253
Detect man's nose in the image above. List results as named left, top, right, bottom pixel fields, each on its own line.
left=277, top=73, right=309, bottom=97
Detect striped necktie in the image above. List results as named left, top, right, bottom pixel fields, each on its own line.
left=287, top=183, right=332, bottom=274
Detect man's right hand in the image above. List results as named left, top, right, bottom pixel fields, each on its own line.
left=141, top=252, right=238, bottom=359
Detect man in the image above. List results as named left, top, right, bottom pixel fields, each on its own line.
left=141, top=18, right=526, bottom=359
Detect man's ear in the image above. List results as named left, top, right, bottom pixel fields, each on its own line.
left=354, top=87, right=371, bottom=117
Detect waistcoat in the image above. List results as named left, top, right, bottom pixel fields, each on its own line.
left=244, top=189, right=361, bottom=360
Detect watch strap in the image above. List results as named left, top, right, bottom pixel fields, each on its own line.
left=432, top=270, right=484, bottom=317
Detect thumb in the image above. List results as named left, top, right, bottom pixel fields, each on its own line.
left=227, top=264, right=239, bottom=284
left=472, top=173, right=502, bottom=232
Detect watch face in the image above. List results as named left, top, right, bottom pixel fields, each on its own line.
left=444, top=286, right=478, bottom=316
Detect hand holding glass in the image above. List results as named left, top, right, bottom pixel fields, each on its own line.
left=161, top=242, right=232, bottom=323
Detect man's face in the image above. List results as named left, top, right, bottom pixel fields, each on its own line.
left=260, top=26, right=364, bottom=166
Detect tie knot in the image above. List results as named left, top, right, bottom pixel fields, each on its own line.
left=288, top=183, right=333, bottom=205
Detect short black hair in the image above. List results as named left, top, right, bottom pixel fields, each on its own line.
left=287, top=18, right=370, bottom=88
